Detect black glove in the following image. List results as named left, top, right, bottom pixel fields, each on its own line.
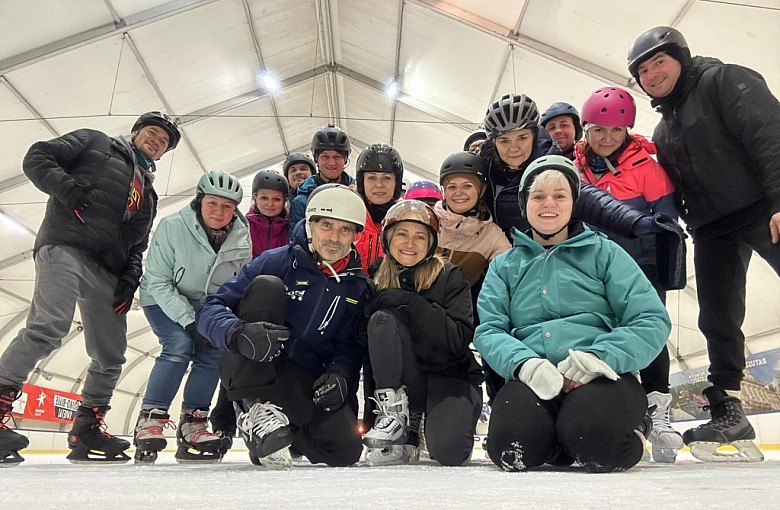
left=228, top=321, right=289, bottom=362
left=369, top=288, right=416, bottom=314
left=65, top=184, right=95, bottom=223
left=112, top=276, right=138, bottom=315
left=312, top=370, right=348, bottom=412
left=185, top=322, right=215, bottom=350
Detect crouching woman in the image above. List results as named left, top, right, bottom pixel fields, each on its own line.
left=474, top=155, right=670, bottom=472
left=362, top=200, right=483, bottom=466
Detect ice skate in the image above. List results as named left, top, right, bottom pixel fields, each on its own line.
left=0, top=386, right=29, bottom=467
left=133, top=408, right=175, bottom=464
left=66, top=405, right=131, bottom=464
left=682, top=386, right=763, bottom=463
left=214, top=428, right=234, bottom=456
left=647, top=392, right=684, bottom=463
left=236, top=400, right=292, bottom=468
left=363, top=386, right=409, bottom=449
left=175, top=409, right=223, bottom=463
left=366, top=410, right=422, bottom=466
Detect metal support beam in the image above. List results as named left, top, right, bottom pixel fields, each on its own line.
left=0, top=76, right=59, bottom=137
left=241, top=0, right=289, bottom=154
left=320, top=0, right=342, bottom=122
left=124, top=33, right=206, bottom=173
left=388, top=0, right=405, bottom=145
left=0, top=0, right=220, bottom=76
left=488, top=3, right=528, bottom=104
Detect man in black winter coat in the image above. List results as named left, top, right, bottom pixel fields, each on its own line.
left=628, top=26, right=779, bottom=462
left=0, top=112, right=180, bottom=466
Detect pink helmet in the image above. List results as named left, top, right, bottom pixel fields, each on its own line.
left=581, top=87, right=636, bottom=129
left=404, top=180, right=443, bottom=201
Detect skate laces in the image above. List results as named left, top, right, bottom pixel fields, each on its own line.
left=651, top=405, right=675, bottom=433
left=0, top=389, right=21, bottom=429
left=240, top=403, right=289, bottom=439
left=370, top=392, right=409, bottom=430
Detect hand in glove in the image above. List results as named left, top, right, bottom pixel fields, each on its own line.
left=631, top=216, right=665, bottom=237
left=112, top=276, right=139, bottom=314
left=312, top=370, right=348, bottom=412
left=228, top=321, right=289, bottom=362
left=185, top=322, right=215, bottom=350
left=517, top=358, right=564, bottom=400
left=557, top=349, right=619, bottom=392
left=367, top=288, right=416, bottom=316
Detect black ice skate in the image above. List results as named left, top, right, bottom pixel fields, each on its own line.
left=133, top=408, right=175, bottom=464
left=682, top=386, right=764, bottom=463
left=235, top=400, right=292, bottom=469
left=66, top=405, right=131, bottom=464
left=175, top=409, right=223, bottom=464
left=0, top=386, right=29, bottom=467
left=213, top=428, right=234, bottom=456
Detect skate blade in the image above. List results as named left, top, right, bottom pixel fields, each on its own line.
left=651, top=447, right=678, bottom=464
left=689, top=440, right=764, bottom=463
left=67, top=449, right=131, bottom=465
left=255, top=448, right=292, bottom=470
left=366, top=445, right=419, bottom=467
left=133, top=450, right=159, bottom=465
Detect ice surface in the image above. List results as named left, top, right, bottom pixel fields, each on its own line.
left=2, top=450, right=779, bottom=509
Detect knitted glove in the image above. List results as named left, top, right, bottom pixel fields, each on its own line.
left=557, top=349, right=619, bottom=386
left=517, top=358, right=564, bottom=400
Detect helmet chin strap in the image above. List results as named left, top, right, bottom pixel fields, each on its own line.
left=531, top=224, right=568, bottom=241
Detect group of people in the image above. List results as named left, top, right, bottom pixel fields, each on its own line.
left=1, top=26, right=777, bottom=472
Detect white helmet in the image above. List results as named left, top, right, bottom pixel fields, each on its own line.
left=304, top=183, right=366, bottom=252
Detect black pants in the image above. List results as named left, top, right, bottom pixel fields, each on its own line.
left=487, top=376, right=646, bottom=472
left=638, top=264, right=671, bottom=394
left=693, top=219, right=780, bottom=390
left=222, top=275, right=363, bottom=467
left=209, top=384, right=235, bottom=434
left=368, top=310, right=482, bottom=466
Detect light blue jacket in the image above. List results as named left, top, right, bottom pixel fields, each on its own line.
left=139, top=204, right=251, bottom=328
left=474, top=224, right=670, bottom=381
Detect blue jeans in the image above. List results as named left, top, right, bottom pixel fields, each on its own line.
left=142, top=305, right=222, bottom=410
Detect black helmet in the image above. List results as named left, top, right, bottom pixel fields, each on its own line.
left=132, top=111, right=181, bottom=152
left=518, top=155, right=580, bottom=216
left=627, top=26, right=691, bottom=82
left=283, top=152, right=315, bottom=179
left=439, top=151, right=486, bottom=186
left=311, top=124, right=351, bottom=162
left=252, top=170, right=290, bottom=196
left=484, top=94, right=539, bottom=139
left=463, top=129, right=488, bottom=151
left=355, top=143, right=404, bottom=199
left=540, top=102, right=583, bottom=141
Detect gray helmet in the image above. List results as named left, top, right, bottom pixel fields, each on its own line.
left=463, top=129, right=488, bottom=151
left=132, top=111, right=181, bottom=152
left=540, top=102, right=582, bottom=141
left=197, top=170, right=243, bottom=204
left=311, top=124, right=351, bottom=162
left=439, top=151, right=486, bottom=186
left=355, top=143, right=404, bottom=199
left=627, top=26, right=691, bottom=82
left=283, top=152, right=315, bottom=178
left=252, top=170, right=289, bottom=196
left=484, top=94, right=539, bottom=139
left=518, top=155, right=580, bottom=216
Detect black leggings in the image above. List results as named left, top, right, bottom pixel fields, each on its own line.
left=368, top=310, right=482, bottom=466
left=487, top=376, right=647, bottom=472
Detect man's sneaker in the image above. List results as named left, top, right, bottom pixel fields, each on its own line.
left=363, top=386, right=409, bottom=449
left=646, top=391, right=684, bottom=463
left=682, top=386, right=763, bottom=462
left=236, top=401, right=293, bottom=462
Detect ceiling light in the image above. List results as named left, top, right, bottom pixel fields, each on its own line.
left=385, top=79, right=400, bottom=99
left=258, top=70, right=279, bottom=93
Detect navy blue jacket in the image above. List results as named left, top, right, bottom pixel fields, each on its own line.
left=196, top=222, right=368, bottom=379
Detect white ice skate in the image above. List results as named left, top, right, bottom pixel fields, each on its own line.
left=363, top=387, right=409, bottom=449
left=647, top=392, right=684, bottom=463
left=366, top=444, right=419, bottom=466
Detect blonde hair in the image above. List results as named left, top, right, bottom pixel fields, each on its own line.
left=529, top=169, right=571, bottom=194
left=374, top=254, right=445, bottom=292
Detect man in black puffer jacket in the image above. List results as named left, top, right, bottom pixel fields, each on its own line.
left=627, top=26, right=780, bottom=462
left=0, top=112, right=180, bottom=466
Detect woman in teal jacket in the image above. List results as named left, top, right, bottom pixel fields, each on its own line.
left=134, top=170, right=251, bottom=464
left=475, top=155, right=670, bottom=473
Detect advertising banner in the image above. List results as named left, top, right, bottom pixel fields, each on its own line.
left=10, top=383, right=81, bottom=424
left=669, top=348, right=780, bottom=421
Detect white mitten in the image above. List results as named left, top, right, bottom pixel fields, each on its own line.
left=517, top=358, right=564, bottom=400
left=557, top=349, right=619, bottom=385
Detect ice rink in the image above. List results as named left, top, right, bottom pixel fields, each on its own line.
left=2, top=449, right=779, bottom=509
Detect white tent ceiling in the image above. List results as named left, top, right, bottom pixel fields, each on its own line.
left=1, top=0, right=779, bottom=434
